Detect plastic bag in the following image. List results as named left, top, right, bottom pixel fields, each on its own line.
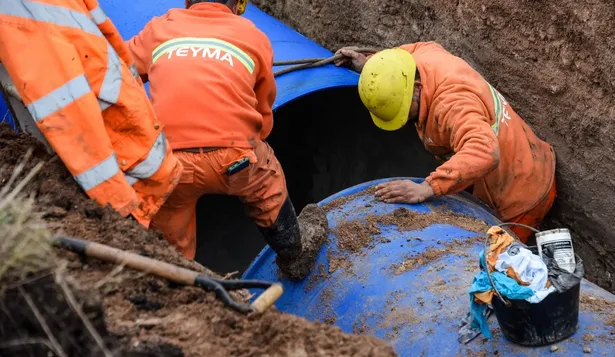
left=542, top=246, right=584, bottom=293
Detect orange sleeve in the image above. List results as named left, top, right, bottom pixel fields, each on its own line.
left=425, top=89, right=500, bottom=196
left=83, top=0, right=134, bottom=66
left=126, top=19, right=157, bottom=77
left=254, top=39, right=276, bottom=140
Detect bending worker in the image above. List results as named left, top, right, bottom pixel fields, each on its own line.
left=335, top=43, right=556, bottom=242
left=127, top=0, right=327, bottom=279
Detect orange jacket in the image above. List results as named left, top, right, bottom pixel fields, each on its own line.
left=0, top=0, right=182, bottom=227
left=127, top=3, right=276, bottom=150
left=399, top=42, right=555, bottom=221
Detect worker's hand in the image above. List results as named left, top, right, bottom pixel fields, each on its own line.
left=334, top=47, right=367, bottom=73
left=375, top=180, right=435, bottom=204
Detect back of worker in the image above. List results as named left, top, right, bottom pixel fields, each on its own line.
left=127, top=0, right=327, bottom=281
left=128, top=0, right=275, bottom=149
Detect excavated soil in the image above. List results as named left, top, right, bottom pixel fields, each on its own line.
left=253, top=0, right=615, bottom=293
left=0, top=125, right=398, bottom=357
left=326, top=191, right=490, bottom=276
left=391, top=235, right=484, bottom=275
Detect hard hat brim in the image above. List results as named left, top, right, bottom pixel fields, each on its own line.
left=369, top=83, right=413, bottom=131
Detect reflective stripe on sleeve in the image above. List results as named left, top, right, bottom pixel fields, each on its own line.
left=26, top=75, right=91, bottom=121
left=74, top=153, right=121, bottom=191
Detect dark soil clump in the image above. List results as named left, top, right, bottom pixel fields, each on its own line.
left=374, top=207, right=490, bottom=234
left=391, top=236, right=484, bottom=275
left=336, top=218, right=381, bottom=253
left=0, top=125, right=398, bottom=357
left=304, top=263, right=327, bottom=292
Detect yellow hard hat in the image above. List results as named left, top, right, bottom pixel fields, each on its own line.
left=237, top=0, right=248, bottom=15
left=358, top=48, right=417, bottom=131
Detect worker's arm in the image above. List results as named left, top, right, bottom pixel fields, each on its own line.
left=126, top=19, right=158, bottom=84
left=334, top=42, right=443, bottom=73
left=375, top=89, right=499, bottom=204
left=425, top=90, right=500, bottom=196
left=254, top=40, right=277, bottom=140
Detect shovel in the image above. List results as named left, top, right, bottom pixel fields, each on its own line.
left=52, top=236, right=283, bottom=313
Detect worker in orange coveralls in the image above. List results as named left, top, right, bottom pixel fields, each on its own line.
left=127, top=0, right=328, bottom=279
left=0, top=0, right=183, bottom=227
left=335, top=43, right=556, bottom=243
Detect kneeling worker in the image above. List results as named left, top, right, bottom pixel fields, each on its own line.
left=335, top=43, right=556, bottom=242
left=127, top=0, right=327, bottom=279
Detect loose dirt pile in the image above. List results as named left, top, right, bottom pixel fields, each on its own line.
left=324, top=187, right=490, bottom=277
left=391, top=236, right=483, bottom=275
left=253, top=0, right=615, bottom=293
left=0, top=125, right=397, bottom=357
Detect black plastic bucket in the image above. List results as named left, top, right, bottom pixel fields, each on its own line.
left=492, top=281, right=580, bottom=346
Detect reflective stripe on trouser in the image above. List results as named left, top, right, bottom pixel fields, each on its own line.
left=151, top=141, right=288, bottom=260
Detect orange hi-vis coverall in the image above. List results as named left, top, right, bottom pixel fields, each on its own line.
left=400, top=42, right=556, bottom=242
left=0, top=0, right=182, bottom=227
left=127, top=2, right=285, bottom=259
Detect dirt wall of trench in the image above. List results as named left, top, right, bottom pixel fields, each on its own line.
left=253, top=0, right=615, bottom=291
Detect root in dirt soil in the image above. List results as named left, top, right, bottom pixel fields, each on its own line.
left=0, top=124, right=398, bottom=357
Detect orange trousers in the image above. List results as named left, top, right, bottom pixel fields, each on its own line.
left=151, top=140, right=288, bottom=259
left=508, top=180, right=557, bottom=243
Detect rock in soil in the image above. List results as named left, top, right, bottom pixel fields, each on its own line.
left=278, top=203, right=329, bottom=280
left=0, top=125, right=397, bottom=357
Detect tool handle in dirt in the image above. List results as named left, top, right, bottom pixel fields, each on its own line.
left=52, top=236, right=282, bottom=313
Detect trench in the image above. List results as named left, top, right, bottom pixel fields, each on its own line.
left=194, top=87, right=439, bottom=274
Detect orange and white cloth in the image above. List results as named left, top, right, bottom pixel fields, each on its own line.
left=476, top=226, right=552, bottom=305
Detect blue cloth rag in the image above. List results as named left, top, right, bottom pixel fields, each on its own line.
left=468, top=251, right=534, bottom=339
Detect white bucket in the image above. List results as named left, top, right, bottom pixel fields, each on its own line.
left=535, top=228, right=576, bottom=273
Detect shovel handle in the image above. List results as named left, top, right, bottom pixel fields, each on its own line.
left=250, top=283, right=283, bottom=313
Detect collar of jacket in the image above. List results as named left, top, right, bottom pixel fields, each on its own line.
left=416, top=62, right=432, bottom=133
left=189, top=2, right=233, bottom=14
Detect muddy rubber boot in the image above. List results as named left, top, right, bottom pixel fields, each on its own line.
left=288, top=203, right=329, bottom=280
left=259, top=198, right=328, bottom=281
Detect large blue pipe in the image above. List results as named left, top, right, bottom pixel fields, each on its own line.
left=0, top=1, right=359, bottom=127
left=244, top=178, right=615, bottom=356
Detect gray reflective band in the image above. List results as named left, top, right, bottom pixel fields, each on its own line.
left=89, top=5, right=107, bottom=25
left=98, top=43, right=122, bottom=109
left=126, top=132, right=167, bottom=180
left=0, top=1, right=103, bottom=37
left=125, top=174, right=139, bottom=186
left=129, top=63, right=140, bottom=79
left=74, top=153, right=120, bottom=191
left=26, top=75, right=91, bottom=121
left=98, top=99, right=112, bottom=111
